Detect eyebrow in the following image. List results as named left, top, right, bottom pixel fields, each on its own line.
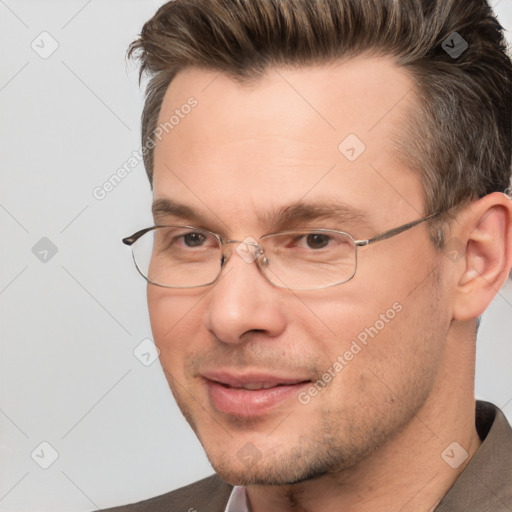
left=151, top=197, right=371, bottom=232
left=152, top=198, right=202, bottom=224
left=264, top=201, right=371, bottom=232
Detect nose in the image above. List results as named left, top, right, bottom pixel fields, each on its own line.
left=204, top=244, right=287, bottom=344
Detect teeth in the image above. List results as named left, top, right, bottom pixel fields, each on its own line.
left=215, top=380, right=298, bottom=390
left=241, top=383, right=264, bottom=390
left=233, top=383, right=280, bottom=390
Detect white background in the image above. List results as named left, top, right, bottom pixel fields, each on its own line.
left=1, top=1, right=511, bottom=510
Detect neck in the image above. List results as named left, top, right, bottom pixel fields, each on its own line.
left=246, top=324, right=481, bottom=512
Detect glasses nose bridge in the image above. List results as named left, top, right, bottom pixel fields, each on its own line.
left=222, top=237, right=263, bottom=250
left=221, top=237, right=267, bottom=267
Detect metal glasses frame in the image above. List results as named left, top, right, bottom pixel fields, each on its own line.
left=122, top=211, right=442, bottom=290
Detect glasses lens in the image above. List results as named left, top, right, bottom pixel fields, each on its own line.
left=128, top=227, right=356, bottom=290
left=131, top=226, right=222, bottom=288
left=260, top=230, right=356, bottom=289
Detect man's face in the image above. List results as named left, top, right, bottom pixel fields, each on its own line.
left=148, top=58, right=451, bottom=485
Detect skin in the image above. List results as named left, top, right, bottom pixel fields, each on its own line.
left=147, top=57, right=512, bottom=512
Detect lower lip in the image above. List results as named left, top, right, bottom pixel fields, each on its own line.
left=205, top=379, right=310, bottom=417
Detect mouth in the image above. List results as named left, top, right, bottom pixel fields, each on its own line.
left=201, top=371, right=312, bottom=417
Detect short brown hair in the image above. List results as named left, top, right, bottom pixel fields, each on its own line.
left=129, top=0, right=512, bottom=245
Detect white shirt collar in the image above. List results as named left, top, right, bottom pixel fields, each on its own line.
left=224, top=485, right=249, bottom=512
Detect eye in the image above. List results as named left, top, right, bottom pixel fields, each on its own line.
left=305, top=233, right=330, bottom=249
left=182, top=232, right=207, bottom=247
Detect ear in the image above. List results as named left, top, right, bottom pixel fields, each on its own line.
left=451, top=192, right=512, bottom=322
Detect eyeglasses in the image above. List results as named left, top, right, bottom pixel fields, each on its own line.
left=122, top=211, right=441, bottom=290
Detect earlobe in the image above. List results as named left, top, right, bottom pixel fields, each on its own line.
left=452, top=194, right=512, bottom=322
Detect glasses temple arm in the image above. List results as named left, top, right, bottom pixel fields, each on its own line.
left=356, top=211, right=442, bottom=247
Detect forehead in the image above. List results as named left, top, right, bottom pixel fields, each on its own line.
left=152, top=57, right=424, bottom=231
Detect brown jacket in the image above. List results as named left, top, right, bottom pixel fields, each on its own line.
left=99, top=401, right=512, bottom=511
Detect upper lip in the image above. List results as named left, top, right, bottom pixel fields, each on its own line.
left=201, top=370, right=311, bottom=389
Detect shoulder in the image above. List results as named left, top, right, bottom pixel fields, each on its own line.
left=435, top=401, right=512, bottom=511
left=97, top=474, right=233, bottom=512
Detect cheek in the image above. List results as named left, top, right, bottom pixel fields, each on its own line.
left=299, top=269, right=444, bottom=388
left=147, top=287, right=207, bottom=363
left=295, top=285, right=401, bottom=357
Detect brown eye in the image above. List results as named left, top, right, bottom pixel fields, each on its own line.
left=183, top=232, right=206, bottom=247
left=305, top=233, right=330, bottom=249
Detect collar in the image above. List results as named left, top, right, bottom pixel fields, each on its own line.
left=225, top=485, right=248, bottom=512
left=434, top=400, right=512, bottom=510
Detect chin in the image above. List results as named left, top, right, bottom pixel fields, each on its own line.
left=202, top=441, right=352, bottom=487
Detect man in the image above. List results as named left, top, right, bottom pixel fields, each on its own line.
left=103, top=0, right=512, bottom=510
